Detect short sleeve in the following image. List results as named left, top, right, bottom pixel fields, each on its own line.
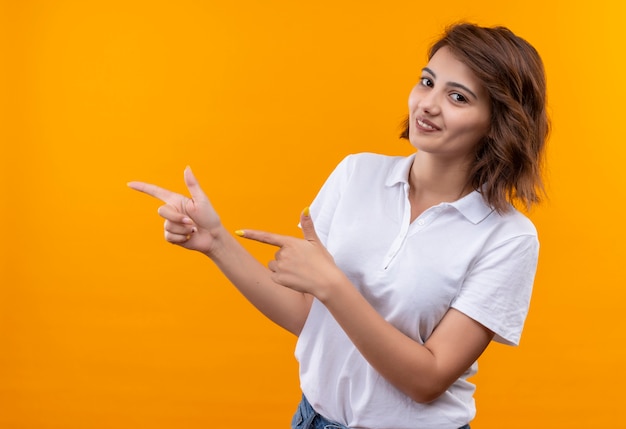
left=306, top=155, right=354, bottom=246
left=451, top=234, right=539, bottom=346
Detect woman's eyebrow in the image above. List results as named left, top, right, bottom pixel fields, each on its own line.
left=422, top=67, right=479, bottom=100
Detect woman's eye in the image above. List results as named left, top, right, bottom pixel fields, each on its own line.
left=451, top=93, right=468, bottom=103
left=420, top=77, right=433, bottom=87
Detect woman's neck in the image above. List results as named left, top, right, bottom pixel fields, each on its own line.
left=408, top=151, right=473, bottom=220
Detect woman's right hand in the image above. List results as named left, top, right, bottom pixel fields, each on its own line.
left=128, top=166, right=224, bottom=255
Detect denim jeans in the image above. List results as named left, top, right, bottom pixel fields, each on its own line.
left=291, top=395, right=350, bottom=429
left=291, top=394, right=471, bottom=429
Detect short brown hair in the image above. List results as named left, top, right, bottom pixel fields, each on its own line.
left=401, top=23, right=549, bottom=213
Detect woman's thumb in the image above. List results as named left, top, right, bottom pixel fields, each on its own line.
left=184, top=166, right=208, bottom=202
left=300, top=207, right=320, bottom=243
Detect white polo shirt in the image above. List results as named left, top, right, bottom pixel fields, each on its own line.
left=295, top=153, right=539, bottom=429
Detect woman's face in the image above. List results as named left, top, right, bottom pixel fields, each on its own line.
left=408, top=46, right=491, bottom=163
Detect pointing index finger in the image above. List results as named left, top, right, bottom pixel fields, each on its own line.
left=127, top=181, right=180, bottom=205
left=235, top=229, right=289, bottom=248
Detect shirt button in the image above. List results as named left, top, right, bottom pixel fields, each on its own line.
left=417, top=219, right=425, bottom=226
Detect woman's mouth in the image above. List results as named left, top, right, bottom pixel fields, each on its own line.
left=416, top=118, right=439, bottom=131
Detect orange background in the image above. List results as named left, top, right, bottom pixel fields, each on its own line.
left=2, top=0, right=625, bottom=428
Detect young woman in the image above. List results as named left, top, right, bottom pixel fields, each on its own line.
left=129, top=23, right=549, bottom=429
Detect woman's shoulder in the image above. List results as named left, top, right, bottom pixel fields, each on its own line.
left=340, top=152, right=408, bottom=165
left=336, top=152, right=412, bottom=178
left=488, top=204, right=539, bottom=239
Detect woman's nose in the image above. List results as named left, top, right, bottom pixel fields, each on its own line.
left=419, top=90, right=441, bottom=115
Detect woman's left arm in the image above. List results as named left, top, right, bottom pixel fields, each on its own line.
left=239, top=210, right=495, bottom=404
left=321, top=283, right=494, bottom=403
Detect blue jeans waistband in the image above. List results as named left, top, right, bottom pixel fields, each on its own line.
left=291, top=394, right=470, bottom=429
left=291, top=394, right=349, bottom=429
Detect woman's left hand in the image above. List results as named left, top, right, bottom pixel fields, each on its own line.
left=237, top=208, right=345, bottom=301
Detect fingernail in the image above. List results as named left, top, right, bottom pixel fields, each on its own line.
left=182, top=217, right=193, bottom=224
left=234, top=230, right=245, bottom=237
left=302, top=206, right=310, bottom=217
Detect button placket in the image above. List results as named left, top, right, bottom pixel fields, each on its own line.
left=383, top=185, right=412, bottom=269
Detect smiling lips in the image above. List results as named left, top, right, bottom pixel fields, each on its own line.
left=416, top=118, right=440, bottom=131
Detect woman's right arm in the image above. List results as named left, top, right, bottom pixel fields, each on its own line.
left=128, top=166, right=312, bottom=336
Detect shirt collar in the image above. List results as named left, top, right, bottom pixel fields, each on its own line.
left=448, top=190, right=495, bottom=224
left=385, top=153, right=416, bottom=187
left=385, top=153, right=494, bottom=225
